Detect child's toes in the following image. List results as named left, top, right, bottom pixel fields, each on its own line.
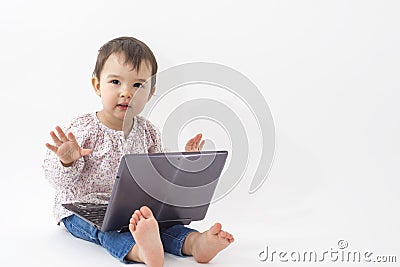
left=219, top=230, right=227, bottom=238
left=139, top=206, right=154, bottom=219
left=134, top=210, right=142, bottom=221
left=129, top=222, right=136, bottom=232
left=134, top=213, right=140, bottom=222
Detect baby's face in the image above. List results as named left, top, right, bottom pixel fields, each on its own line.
left=92, top=53, right=153, bottom=129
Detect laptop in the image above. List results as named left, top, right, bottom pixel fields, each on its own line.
left=62, top=150, right=228, bottom=232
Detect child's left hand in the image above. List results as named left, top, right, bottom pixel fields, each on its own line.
left=185, top=133, right=205, bottom=152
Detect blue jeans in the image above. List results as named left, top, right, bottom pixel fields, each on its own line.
left=62, top=215, right=198, bottom=264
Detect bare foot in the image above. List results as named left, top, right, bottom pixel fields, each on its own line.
left=183, top=223, right=234, bottom=263
left=126, top=206, right=164, bottom=267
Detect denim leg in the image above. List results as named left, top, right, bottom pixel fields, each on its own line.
left=160, top=224, right=198, bottom=256
left=62, top=215, right=137, bottom=264
left=97, top=230, right=137, bottom=263
left=62, top=214, right=102, bottom=245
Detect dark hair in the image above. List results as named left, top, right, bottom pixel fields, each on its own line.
left=93, top=36, right=158, bottom=88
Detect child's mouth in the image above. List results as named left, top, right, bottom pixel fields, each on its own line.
left=117, top=104, right=130, bottom=110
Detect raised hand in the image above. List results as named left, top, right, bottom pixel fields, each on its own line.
left=45, top=126, right=92, bottom=166
left=185, top=133, right=205, bottom=152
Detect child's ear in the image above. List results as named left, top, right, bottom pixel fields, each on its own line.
left=92, top=77, right=101, bottom=96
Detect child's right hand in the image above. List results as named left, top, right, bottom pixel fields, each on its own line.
left=45, top=126, right=93, bottom=167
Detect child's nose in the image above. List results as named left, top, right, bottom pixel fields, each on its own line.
left=120, top=86, right=133, bottom=98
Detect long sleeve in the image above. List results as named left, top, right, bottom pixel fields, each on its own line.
left=43, top=149, right=85, bottom=190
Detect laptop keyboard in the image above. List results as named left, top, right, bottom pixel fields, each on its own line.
left=67, top=203, right=108, bottom=226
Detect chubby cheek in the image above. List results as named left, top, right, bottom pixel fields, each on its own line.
left=100, top=89, right=117, bottom=109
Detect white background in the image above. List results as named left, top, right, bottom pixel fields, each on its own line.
left=0, top=0, right=399, bottom=266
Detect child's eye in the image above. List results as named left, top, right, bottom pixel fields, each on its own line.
left=133, top=83, right=143, bottom=88
left=111, top=80, right=120, bottom=85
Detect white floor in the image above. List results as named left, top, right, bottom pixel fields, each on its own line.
left=1, top=161, right=399, bottom=267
